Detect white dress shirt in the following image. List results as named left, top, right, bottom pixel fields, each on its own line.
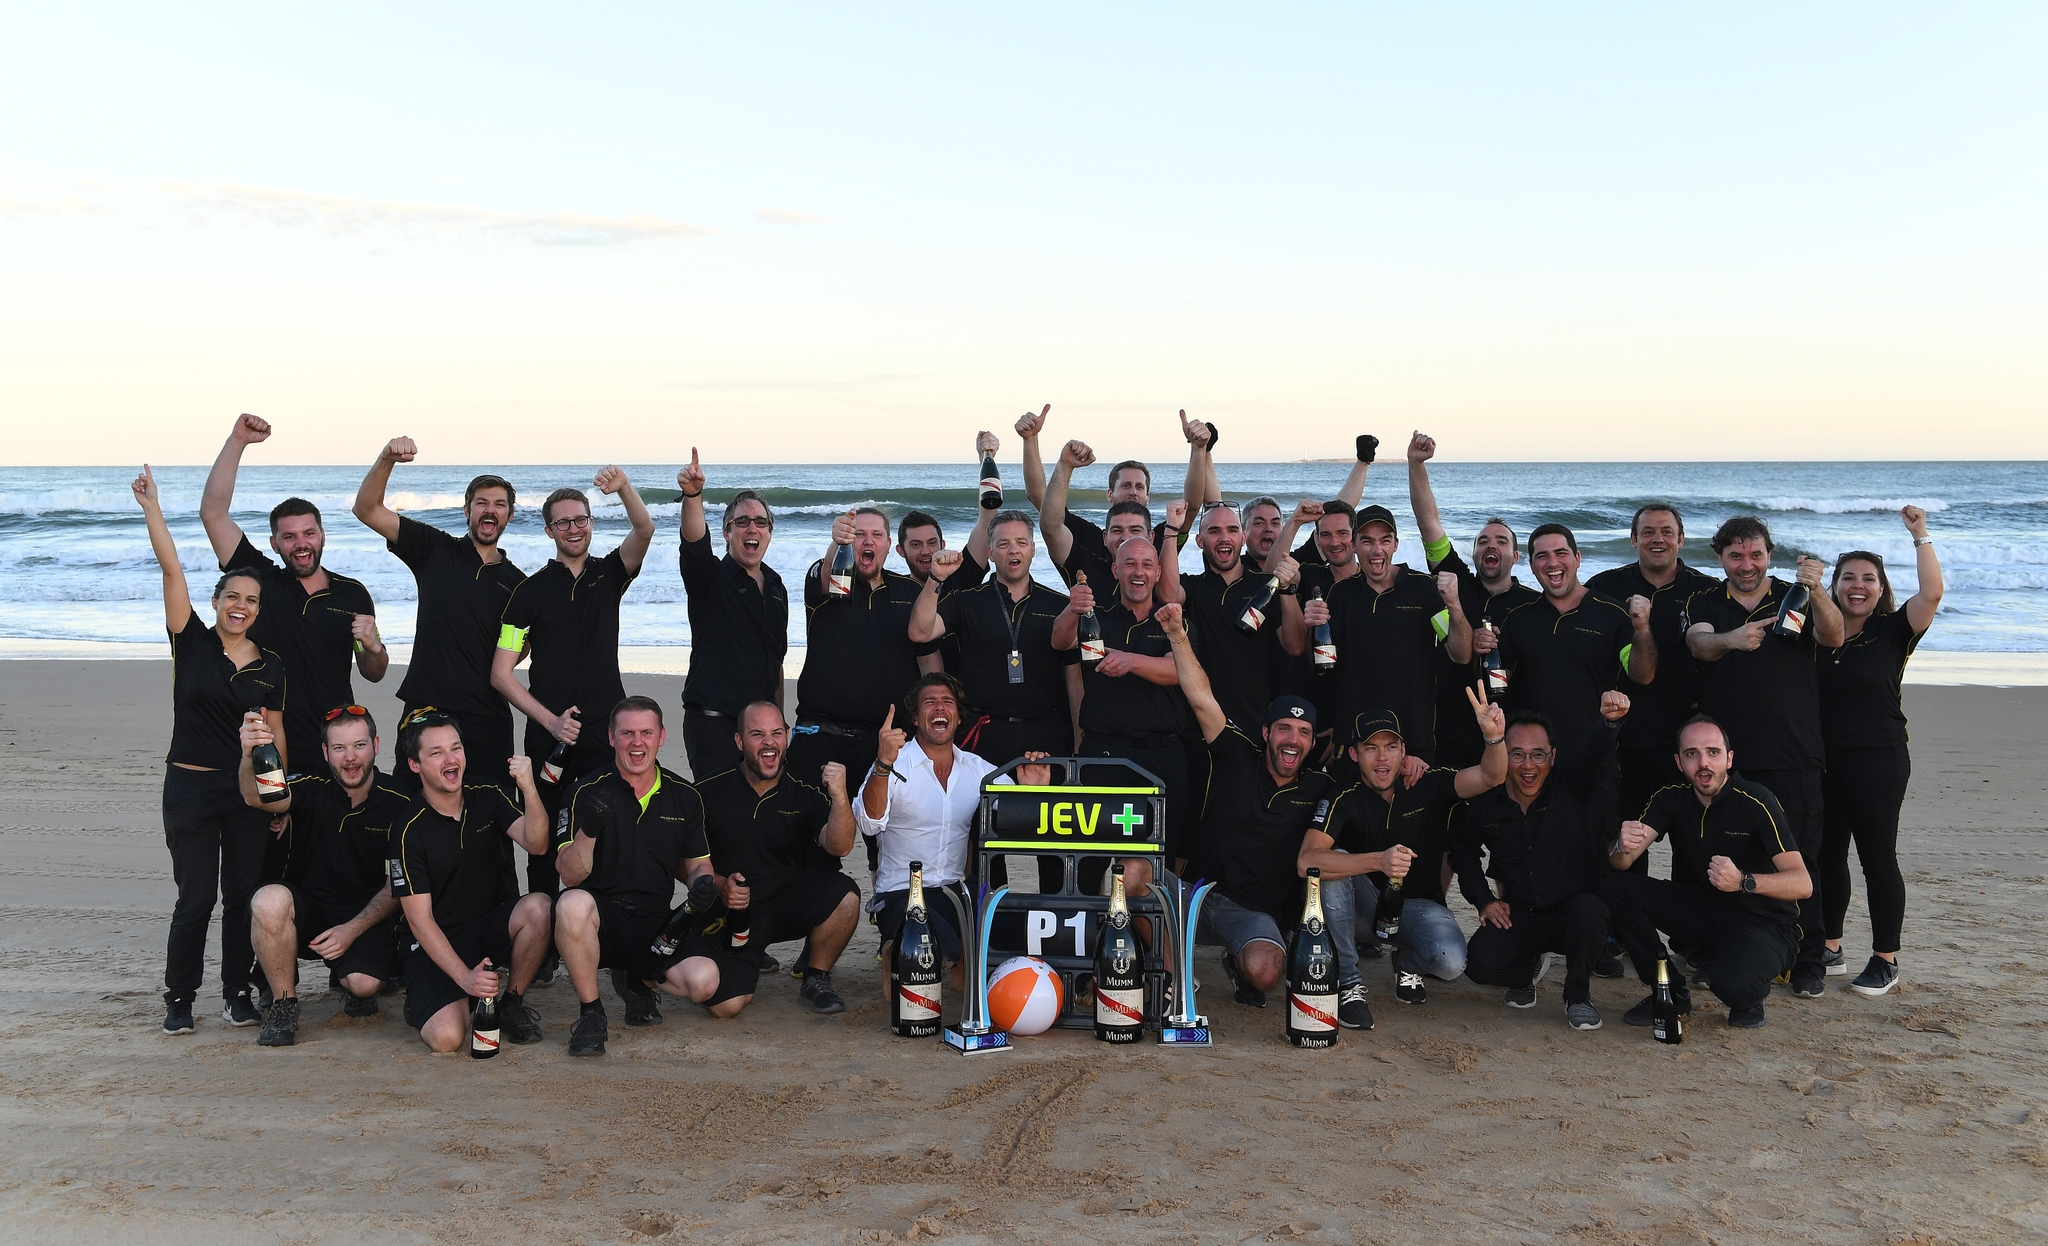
left=855, top=737, right=1007, bottom=893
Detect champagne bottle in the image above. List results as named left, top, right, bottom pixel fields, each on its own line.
left=979, top=451, right=1003, bottom=510
left=726, top=872, right=751, bottom=950
left=1771, top=577, right=1812, bottom=638
left=1652, top=958, right=1684, bottom=1045
left=1238, top=575, right=1278, bottom=632
left=1311, top=587, right=1336, bottom=670
left=249, top=716, right=288, bottom=804
left=1371, top=865, right=1406, bottom=942
left=1075, top=571, right=1105, bottom=664
left=890, top=862, right=942, bottom=1037
left=1285, top=868, right=1339, bottom=1048
left=650, top=874, right=721, bottom=957
left=828, top=538, right=855, bottom=599
left=1480, top=619, right=1507, bottom=693
left=1092, top=863, right=1145, bottom=1043
left=470, top=991, right=500, bottom=1059
left=540, top=709, right=578, bottom=786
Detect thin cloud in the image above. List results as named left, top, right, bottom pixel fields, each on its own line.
left=663, top=373, right=920, bottom=392
left=0, top=193, right=117, bottom=219
left=753, top=206, right=830, bottom=225
left=162, top=182, right=711, bottom=246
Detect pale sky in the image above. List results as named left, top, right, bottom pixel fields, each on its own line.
left=3, top=5, right=2043, bottom=465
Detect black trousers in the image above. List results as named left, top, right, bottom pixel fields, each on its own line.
left=1079, top=739, right=1191, bottom=867
left=1464, top=892, right=1609, bottom=1006
left=789, top=723, right=880, bottom=871
left=162, top=766, right=270, bottom=1003
left=1821, top=745, right=1910, bottom=954
left=1743, top=766, right=1825, bottom=974
left=963, top=716, right=1072, bottom=771
left=389, top=704, right=514, bottom=796
left=1616, top=746, right=1686, bottom=877
left=681, top=706, right=743, bottom=782
left=1600, top=872, right=1798, bottom=1010
left=522, top=725, right=614, bottom=898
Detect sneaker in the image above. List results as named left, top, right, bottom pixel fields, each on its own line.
left=501, top=992, right=544, bottom=1044
left=1337, top=983, right=1374, bottom=1030
left=1691, top=967, right=1712, bottom=994
left=1790, top=968, right=1826, bottom=999
left=1593, top=952, right=1625, bottom=979
left=568, top=1009, right=608, bottom=1057
left=798, top=971, right=846, bottom=1015
left=1849, top=956, right=1900, bottom=997
left=1391, top=950, right=1426, bottom=1005
left=258, top=996, right=299, bottom=1046
left=162, top=994, right=195, bottom=1035
left=1821, top=946, right=1847, bottom=977
left=222, top=992, right=262, bottom=1028
left=1532, top=952, right=1555, bottom=988
left=256, top=981, right=276, bottom=1013
left=341, top=991, right=379, bottom=1018
left=1505, top=953, right=1552, bottom=1008
left=1223, top=953, right=1266, bottom=1009
left=1622, top=986, right=1692, bottom=1027
left=612, top=969, right=663, bottom=1027
left=531, top=952, right=559, bottom=987
left=1728, top=1003, right=1766, bottom=1029
left=1565, top=1001, right=1602, bottom=1031
left=1355, top=939, right=1386, bottom=960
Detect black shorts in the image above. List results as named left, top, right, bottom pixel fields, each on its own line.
left=748, top=868, right=861, bottom=948
left=279, top=883, right=397, bottom=983
left=403, top=899, right=517, bottom=1030
left=593, top=894, right=693, bottom=983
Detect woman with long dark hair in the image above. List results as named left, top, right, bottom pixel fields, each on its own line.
left=136, top=466, right=287, bottom=1034
left=1817, top=505, right=1943, bottom=997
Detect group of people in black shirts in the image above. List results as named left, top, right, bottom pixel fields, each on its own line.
left=134, top=407, right=1944, bottom=1053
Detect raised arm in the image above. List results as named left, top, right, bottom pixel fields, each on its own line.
left=504, top=757, right=552, bottom=856
left=595, top=465, right=656, bottom=574
left=818, top=763, right=857, bottom=858
left=1156, top=603, right=1224, bottom=743
left=1438, top=571, right=1473, bottom=663
left=1264, top=501, right=1321, bottom=574
left=351, top=437, right=415, bottom=542
left=675, top=448, right=707, bottom=545
left=200, top=414, right=270, bottom=565
left=133, top=466, right=191, bottom=633
left=1039, top=440, right=1092, bottom=569
left=1178, top=410, right=1218, bottom=515
left=1015, top=405, right=1050, bottom=511
left=1453, top=686, right=1508, bottom=797
left=909, top=551, right=962, bottom=643
left=1900, top=506, right=1943, bottom=634
left=1335, top=435, right=1376, bottom=508
left=1154, top=501, right=1189, bottom=606
left=1797, top=556, right=1845, bottom=648
left=1406, top=432, right=1447, bottom=554
left=1622, top=595, right=1657, bottom=685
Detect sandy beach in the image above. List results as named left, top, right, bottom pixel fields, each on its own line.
left=0, top=659, right=2042, bottom=1244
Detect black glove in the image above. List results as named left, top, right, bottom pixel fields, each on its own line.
left=1357, top=434, right=1378, bottom=464
left=685, top=874, right=721, bottom=914
left=1204, top=422, right=1220, bottom=451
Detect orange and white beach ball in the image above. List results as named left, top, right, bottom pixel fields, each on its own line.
left=987, top=956, right=1064, bottom=1035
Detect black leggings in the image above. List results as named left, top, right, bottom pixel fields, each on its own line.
left=162, top=765, right=270, bottom=1004
left=1821, top=746, right=1910, bottom=954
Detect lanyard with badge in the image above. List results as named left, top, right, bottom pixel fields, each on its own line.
left=1002, top=589, right=1028, bottom=684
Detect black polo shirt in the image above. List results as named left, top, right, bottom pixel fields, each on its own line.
left=1683, top=578, right=1823, bottom=771
left=1054, top=513, right=1176, bottom=589
left=1639, top=776, right=1799, bottom=924
left=166, top=611, right=287, bottom=770
left=390, top=784, right=525, bottom=930
left=1497, top=593, right=1639, bottom=751
left=797, top=566, right=937, bottom=728
left=1431, top=548, right=1540, bottom=761
left=559, top=766, right=709, bottom=919
left=1323, top=768, right=1463, bottom=906
left=923, top=551, right=986, bottom=676
left=1450, top=721, right=1620, bottom=912
left=498, top=548, right=636, bottom=721
left=1323, top=568, right=1451, bottom=751
left=1077, top=602, right=1190, bottom=741
left=281, top=769, right=411, bottom=915
left=223, top=535, right=376, bottom=769
left=937, top=577, right=1078, bottom=722
left=694, top=767, right=836, bottom=901
left=1818, top=610, right=1925, bottom=750
left=1199, top=726, right=1335, bottom=918
left=678, top=529, right=789, bottom=715
left=388, top=517, right=524, bottom=717
left=1587, top=559, right=1717, bottom=755
left=1179, top=569, right=1285, bottom=731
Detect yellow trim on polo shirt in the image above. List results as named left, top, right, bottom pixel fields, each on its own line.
left=1431, top=608, right=1451, bottom=642
left=1619, top=642, right=1635, bottom=671
left=638, top=770, right=662, bottom=815
left=497, top=623, right=528, bottom=652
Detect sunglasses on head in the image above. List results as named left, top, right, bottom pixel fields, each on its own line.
left=325, top=704, right=371, bottom=722
left=399, top=706, right=452, bottom=730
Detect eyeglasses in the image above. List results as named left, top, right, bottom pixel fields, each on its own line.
left=324, top=704, right=371, bottom=722
left=1506, top=748, right=1552, bottom=765
left=546, top=515, right=594, bottom=532
left=728, top=516, right=772, bottom=530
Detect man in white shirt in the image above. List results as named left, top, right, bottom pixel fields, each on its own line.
left=855, top=673, right=1050, bottom=990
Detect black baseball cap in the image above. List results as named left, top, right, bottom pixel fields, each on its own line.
left=1264, top=696, right=1317, bottom=731
left=1348, top=708, right=1404, bottom=745
left=1355, top=504, right=1397, bottom=534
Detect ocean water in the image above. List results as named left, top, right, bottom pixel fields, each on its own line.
left=0, top=460, right=2040, bottom=655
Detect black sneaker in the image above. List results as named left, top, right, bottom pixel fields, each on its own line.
left=1821, top=946, right=1847, bottom=977
left=1790, top=967, right=1826, bottom=999
left=1338, top=983, right=1374, bottom=1030
left=1505, top=952, right=1552, bottom=1008
left=256, top=981, right=276, bottom=1013
left=341, top=990, right=379, bottom=1018
left=1565, top=1001, right=1603, bottom=1031
left=531, top=952, right=559, bottom=987
left=798, top=971, right=846, bottom=1014
left=1355, top=939, right=1386, bottom=960
left=1593, top=952, right=1625, bottom=979
left=1849, top=955, right=1899, bottom=997
left=222, top=992, right=262, bottom=1028
left=612, top=969, right=663, bottom=1027
left=1728, top=1003, right=1766, bottom=1029
left=1391, top=950, right=1426, bottom=1005
left=162, top=994, right=195, bottom=1035
left=501, top=992, right=544, bottom=1044
left=568, top=1009, right=608, bottom=1056
left=1223, top=953, right=1266, bottom=1009
left=258, top=996, right=299, bottom=1046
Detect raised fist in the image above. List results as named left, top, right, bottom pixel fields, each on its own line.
left=231, top=413, right=272, bottom=445
left=1407, top=431, right=1435, bottom=463
left=1599, top=690, right=1631, bottom=722
left=1901, top=505, right=1929, bottom=537
left=1291, top=500, right=1323, bottom=526
left=1059, top=440, right=1096, bottom=470
left=382, top=437, right=418, bottom=464
left=1155, top=601, right=1186, bottom=640
left=975, top=430, right=1000, bottom=457
left=1627, top=595, right=1651, bottom=628
left=821, top=762, right=848, bottom=798
left=593, top=465, right=629, bottom=495
left=1436, top=571, right=1460, bottom=608
left=931, top=549, right=964, bottom=581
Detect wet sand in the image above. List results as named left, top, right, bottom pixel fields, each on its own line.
left=0, top=660, right=2043, bottom=1244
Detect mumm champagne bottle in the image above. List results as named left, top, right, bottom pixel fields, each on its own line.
left=1371, top=863, right=1406, bottom=942
left=1311, top=588, right=1336, bottom=670
left=979, top=452, right=1003, bottom=510
left=1771, top=576, right=1812, bottom=638
left=1652, top=958, right=1684, bottom=1045
left=1480, top=620, right=1507, bottom=693
left=249, top=710, right=288, bottom=804
left=1075, top=572, right=1105, bottom=665
left=890, top=862, right=942, bottom=1037
left=650, top=874, right=720, bottom=958
left=1092, top=863, right=1145, bottom=1043
left=1285, top=868, right=1339, bottom=1048
left=1238, top=575, right=1278, bottom=632
left=470, top=990, right=500, bottom=1059
left=540, top=709, right=577, bottom=785
left=828, top=538, right=856, bottom=599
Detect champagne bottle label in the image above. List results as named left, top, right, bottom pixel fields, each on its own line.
left=1780, top=609, right=1806, bottom=634
left=1487, top=668, right=1509, bottom=692
left=255, top=767, right=287, bottom=800
left=1094, top=988, right=1145, bottom=1035
left=1287, top=991, right=1338, bottom=1034
left=541, top=758, right=563, bottom=785
left=471, top=1026, right=500, bottom=1055
left=1080, top=637, right=1106, bottom=662
left=896, top=981, right=941, bottom=1024
left=1313, top=642, right=1337, bottom=668
left=1240, top=605, right=1266, bottom=631
left=981, top=474, right=1001, bottom=493
left=830, top=571, right=852, bottom=596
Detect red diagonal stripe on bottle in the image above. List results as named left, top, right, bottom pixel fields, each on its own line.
left=1289, top=995, right=1336, bottom=1028
left=1096, top=991, right=1143, bottom=1022
left=899, top=987, right=939, bottom=1013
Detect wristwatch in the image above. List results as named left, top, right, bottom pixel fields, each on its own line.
left=1740, top=873, right=1757, bottom=894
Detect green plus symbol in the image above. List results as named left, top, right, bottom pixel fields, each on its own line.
left=1112, top=803, right=1144, bottom=836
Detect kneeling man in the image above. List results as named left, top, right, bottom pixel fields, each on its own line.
left=1603, top=715, right=1811, bottom=1030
